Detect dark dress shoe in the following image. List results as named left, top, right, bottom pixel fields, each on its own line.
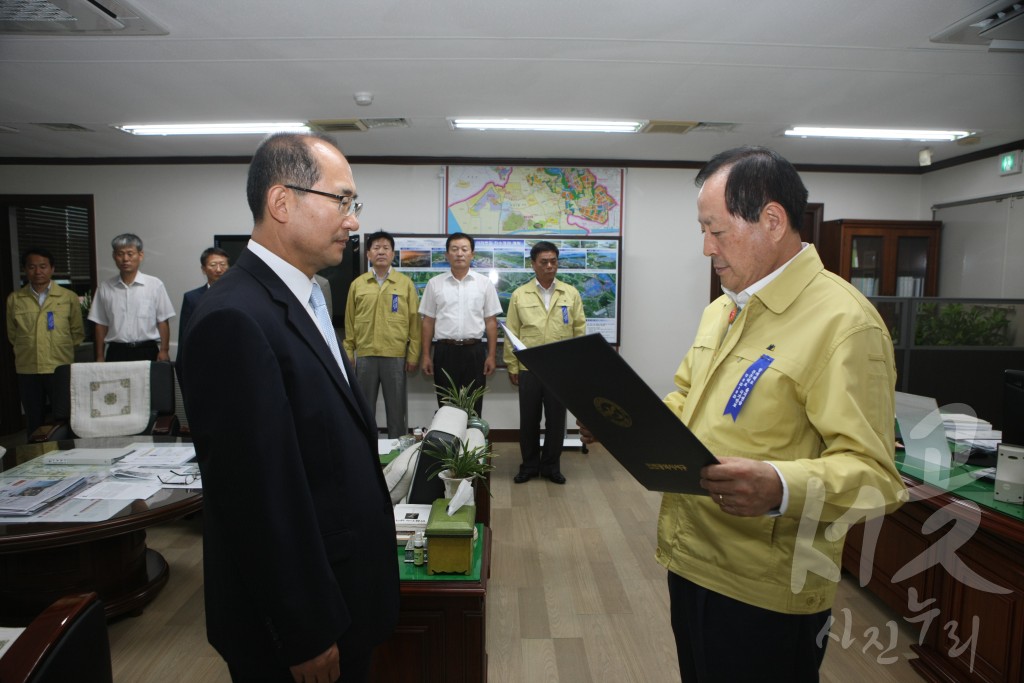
left=545, top=472, right=566, bottom=485
left=514, top=471, right=536, bottom=484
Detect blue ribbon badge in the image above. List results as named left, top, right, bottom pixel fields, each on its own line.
left=561, top=306, right=569, bottom=324
left=47, top=311, right=55, bottom=331
left=723, top=354, right=774, bottom=421
left=391, top=293, right=399, bottom=313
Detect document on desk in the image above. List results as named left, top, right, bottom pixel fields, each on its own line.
left=0, top=626, right=25, bottom=658
left=76, top=480, right=162, bottom=501
left=119, top=443, right=197, bottom=467
left=507, top=329, right=718, bottom=495
left=0, top=476, right=89, bottom=515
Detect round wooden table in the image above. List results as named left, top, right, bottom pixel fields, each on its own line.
left=0, top=437, right=202, bottom=623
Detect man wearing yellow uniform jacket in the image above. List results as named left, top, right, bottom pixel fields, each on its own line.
left=657, top=147, right=906, bottom=681
left=504, top=241, right=586, bottom=485
left=343, top=230, right=421, bottom=438
left=6, top=247, right=85, bottom=438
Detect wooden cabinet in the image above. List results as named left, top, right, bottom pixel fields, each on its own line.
left=818, top=219, right=941, bottom=297
left=371, top=528, right=490, bottom=682
left=843, top=476, right=1024, bottom=682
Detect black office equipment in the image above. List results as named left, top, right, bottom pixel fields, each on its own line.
left=513, top=333, right=717, bottom=494
left=1003, top=369, right=1024, bottom=447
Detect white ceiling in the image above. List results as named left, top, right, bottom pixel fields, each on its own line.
left=1, top=0, right=1023, bottom=167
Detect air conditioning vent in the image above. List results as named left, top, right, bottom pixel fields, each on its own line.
left=34, top=122, right=93, bottom=132
left=0, top=0, right=167, bottom=35
left=361, top=118, right=410, bottom=130
left=640, top=120, right=699, bottom=135
left=931, top=1, right=1024, bottom=46
left=309, top=119, right=369, bottom=133
left=691, top=122, right=738, bottom=133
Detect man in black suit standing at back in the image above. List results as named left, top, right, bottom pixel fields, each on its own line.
left=178, top=246, right=229, bottom=349
left=180, top=132, right=398, bottom=683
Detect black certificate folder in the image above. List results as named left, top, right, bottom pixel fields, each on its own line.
left=513, top=333, right=717, bottom=494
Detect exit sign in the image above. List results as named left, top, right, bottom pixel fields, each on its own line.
left=1000, top=150, right=1022, bottom=176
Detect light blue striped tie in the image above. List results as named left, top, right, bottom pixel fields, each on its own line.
left=309, top=281, right=346, bottom=375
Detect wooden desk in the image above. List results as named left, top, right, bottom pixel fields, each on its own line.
left=842, top=454, right=1024, bottom=683
left=0, top=438, right=202, bottom=623
left=371, top=526, right=490, bottom=682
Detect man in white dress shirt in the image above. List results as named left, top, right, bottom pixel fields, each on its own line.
left=88, top=233, right=175, bottom=362
left=418, top=233, right=502, bottom=416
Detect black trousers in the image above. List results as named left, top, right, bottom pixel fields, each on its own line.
left=16, top=373, right=56, bottom=439
left=517, top=370, right=566, bottom=476
left=667, top=571, right=830, bottom=683
left=105, top=340, right=159, bottom=362
left=431, top=342, right=486, bottom=416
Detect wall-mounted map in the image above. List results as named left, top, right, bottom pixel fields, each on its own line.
left=446, top=166, right=624, bottom=237
left=380, top=235, right=620, bottom=343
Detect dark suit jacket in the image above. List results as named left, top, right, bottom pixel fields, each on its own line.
left=178, top=284, right=207, bottom=349
left=179, top=249, right=398, bottom=676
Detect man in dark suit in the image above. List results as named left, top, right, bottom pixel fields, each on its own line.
left=177, top=246, right=229, bottom=349
left=180, top=132, right=397, bottom=683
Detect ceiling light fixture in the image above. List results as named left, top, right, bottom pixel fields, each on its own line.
left=449, top=118, right=646, bottom=133
left=115, top=122, right=311, bottom=136
left=784, top=126, right=973, bottom=142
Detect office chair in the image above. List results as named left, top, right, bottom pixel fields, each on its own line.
left=30, top=361, right=179, bottom=442
left=0, top=592, right=113, bottom=683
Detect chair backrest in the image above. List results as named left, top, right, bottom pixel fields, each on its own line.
left=0, top=593, right=113, bottom=683
left=51, top=361, right=178, bottom=438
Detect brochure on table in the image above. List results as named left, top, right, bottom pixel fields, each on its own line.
left=0, top=442, right=199, bottom=524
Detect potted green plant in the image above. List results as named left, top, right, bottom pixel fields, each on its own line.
left=914, top=302, right=1014, bottom=346
left=424, top=437, right=496, bottom=498
left=435, top=369, right=490, bottom=435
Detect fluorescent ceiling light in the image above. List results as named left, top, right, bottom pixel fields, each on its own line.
left=784, top=126, right=972, bottom=142
left=450, top=118, right=646, bottom=133
left=115, top=122, right=311, bottom=136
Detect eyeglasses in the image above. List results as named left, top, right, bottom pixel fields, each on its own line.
left=285, top=185, right=363, bottom=217
left=157, top=470, right=201, bottom=486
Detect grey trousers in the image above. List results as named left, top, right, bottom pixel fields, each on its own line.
left=355, top=356, right=408, bottom=438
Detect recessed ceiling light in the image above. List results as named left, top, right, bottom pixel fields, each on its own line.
left=114, top=122, right=311, bottom=136
left=449, top=118, right=646, bottom=133
left=784, top=126, right=973, bottom=142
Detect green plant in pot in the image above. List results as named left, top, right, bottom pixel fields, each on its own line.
left=424, top=437, right=496, bottom=498
left=435, top=369, right=490, bottom=436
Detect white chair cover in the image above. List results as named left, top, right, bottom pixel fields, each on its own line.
left=69, top=361, right=151, bottom=438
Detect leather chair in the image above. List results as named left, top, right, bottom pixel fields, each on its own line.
left=30, top=361, right=179, bottom=442
left=0, top=593, right=113, bottom=683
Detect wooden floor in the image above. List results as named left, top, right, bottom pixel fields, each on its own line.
left=1, top=431, right=927, bottom=682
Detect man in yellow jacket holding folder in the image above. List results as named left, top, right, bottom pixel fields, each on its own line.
left=504, top=241, right=586, bottom=484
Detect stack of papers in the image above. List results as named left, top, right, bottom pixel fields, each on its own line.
left=942, top=412, right=1001, bottom=461
left=394, top=503, right=431, bottom=543
left=0, top=477, right=88, bottom=516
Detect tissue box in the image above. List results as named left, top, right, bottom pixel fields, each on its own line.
left=425, top=498, right=476, bottom=575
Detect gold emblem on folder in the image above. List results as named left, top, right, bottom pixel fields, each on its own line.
left=593, top=397, right=632, bottom=428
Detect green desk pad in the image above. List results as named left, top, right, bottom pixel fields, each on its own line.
left=896, top=449, right=1024, bottom=522
left=397, top=523, right=484, bottom=582
left=379, top=449, right=400, bottom=466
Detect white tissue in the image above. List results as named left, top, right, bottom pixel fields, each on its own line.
left=447, top=478, right=474, bottom=515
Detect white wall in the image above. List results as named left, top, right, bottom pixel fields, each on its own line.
left=921, top=155, right=1024, bottom=298
left=0, top=161, right=951, bottom=430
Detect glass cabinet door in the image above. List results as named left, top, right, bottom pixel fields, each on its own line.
left=894, top=236, right=929, bottom=297
left=849, top=235, right=883, bottom=296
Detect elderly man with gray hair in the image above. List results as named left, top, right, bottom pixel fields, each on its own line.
left=88, top=233, right=175, bottom=362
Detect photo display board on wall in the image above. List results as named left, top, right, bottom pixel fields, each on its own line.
left=379, top=235, right=621, bottom=344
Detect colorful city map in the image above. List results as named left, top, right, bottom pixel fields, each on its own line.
left=447, top=166, right=623, bottom=236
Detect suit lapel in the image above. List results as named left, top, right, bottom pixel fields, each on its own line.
left=237, top=250, right=375, bottom=432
